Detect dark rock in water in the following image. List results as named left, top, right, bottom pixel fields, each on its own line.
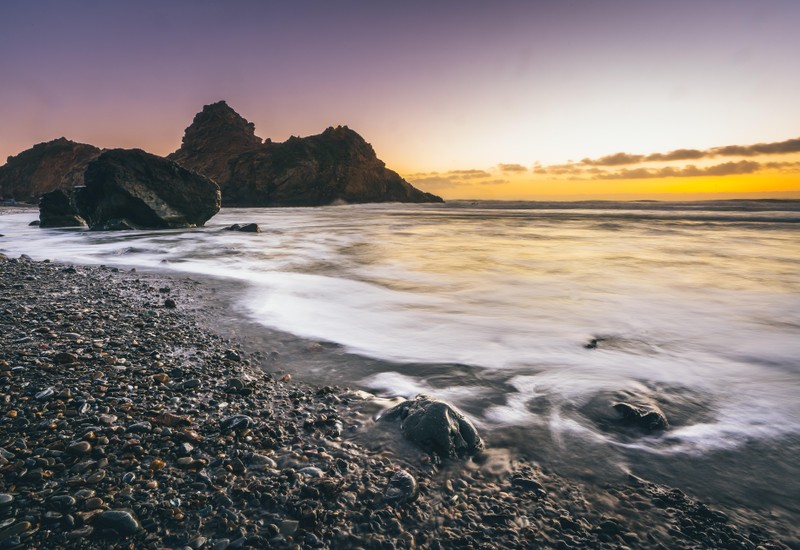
left=384, top=469, right=418, bottom=504
left=93, top=509, right=141, bottom=536
left=169, top=101, right=442, bottom=206
left=28, top=220, right=40, bottom=226
left=0, top=137, right=101, bottom=203
left=224, top=223, right=262, bottom=233
left=164, top=298, right=177, bottom=309
left=612, top=402, right=669, bottom=432
left=382, top=394, right=483, bottom=459
left=75, top=148, right=220, bottom=230
left=38, top=189, right=86, bottom=228
left=584, top=337, right=607, bottom=349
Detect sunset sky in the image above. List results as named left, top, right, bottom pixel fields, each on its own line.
left=2, top=0, right=799, bottom=200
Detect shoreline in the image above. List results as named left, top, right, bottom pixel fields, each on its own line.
left=0, top=255, right=796, bottom=548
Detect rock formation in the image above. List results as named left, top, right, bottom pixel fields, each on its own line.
left=38, top=189, right=86, bottom=228
left=0, top=138, right=101, bottom=203
left=382, top=395, right=483, bottom=460
left=167, top=101, right=262, bottom=188
left=169, top=101, right=443, bottom=206
left=38, top=149, right=221, bottom=230
left=75, top=149, right=220, bottom=230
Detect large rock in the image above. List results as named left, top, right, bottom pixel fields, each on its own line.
left=612, top=401, right=669, bottom=432
left=0, top=138, right=101, bottom=203
left=382, top=394, right=483, bottom=460
left=169, top=101, right=443, bottom=206
left=74, top=149, right=220, bottom=230
left=38, top=189, right=86, bottom=228
left=167, top=101, right=262, bottom=189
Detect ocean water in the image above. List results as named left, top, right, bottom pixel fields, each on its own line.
left=2, top=200, right=799, bottom=521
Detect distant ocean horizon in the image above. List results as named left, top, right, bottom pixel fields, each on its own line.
left=1, top=199, right=799, bottom=519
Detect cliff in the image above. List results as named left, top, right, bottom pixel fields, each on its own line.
left=0, top=138, right=101, bottom=203
left=170, top=102, right=442, bottom=206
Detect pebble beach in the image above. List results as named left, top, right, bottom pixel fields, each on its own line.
left=0, top=254, right=794, bottom=549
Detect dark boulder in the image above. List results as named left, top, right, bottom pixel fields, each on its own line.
left=38, top=189, right=86, bottom=228
left=382, top=394, right=483, bottom=460
left=0, top=138, right=101, bottom=203
left=612, top=401, right=669, bottom=432
left=75, top=149, right=220, bottom=230
left=224, top=223, right=262, bottom=233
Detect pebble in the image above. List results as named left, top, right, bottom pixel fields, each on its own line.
left=94, top=509, right=142, bottom=536
left=0, top=259, right=786, bottom=550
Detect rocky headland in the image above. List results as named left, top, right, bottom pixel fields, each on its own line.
left=0, top=101, right=442, bottom=212
left=169, top=101, right=442, bottom=207
left=0, top=139, right=101, bottom=204
left=0, top=254, right=793, bottom=549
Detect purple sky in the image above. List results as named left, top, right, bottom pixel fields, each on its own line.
left=2, top=0, right=799, bottom=197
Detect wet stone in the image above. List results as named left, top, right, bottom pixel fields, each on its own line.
left=94, top=509, right=142, bottom=536
left=126, top=421, right=152, bottom=433
left=219, top=415, right=254, bottom=433
left=67, top=441, right=92, bottom=455
left=385, top=470, right=418, bottom=504
left=0, top=494, right=13, bottom=508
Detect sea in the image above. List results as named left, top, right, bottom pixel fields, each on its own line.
left=2, top=199, right=799, bottom=527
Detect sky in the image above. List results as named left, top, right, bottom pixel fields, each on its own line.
left=1, top=0, right=799, bottom=200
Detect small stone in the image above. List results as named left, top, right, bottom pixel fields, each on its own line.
left=67, top=441, right=92, bottom=455
left=150, top=459, right=166, bottom=471
left=152, top=373, right=170, bottom=384
left=219, top=415, right=254, bottom=433
left=0, top=494, right=13, bottom=507
left=94, top=509, right=141, bottom=536
left=35, top=388, right=55, bottom=400
left=164, top=298, right=177, bottom=309
left=127, top=421, right=152, bottom=433
left=53, top=352, right=78, bottom=365
left=385, top=470, right=417, bottom=504
left=298, top=466, right=323, bottom=478
left=279, top=519, right=299, bottom=536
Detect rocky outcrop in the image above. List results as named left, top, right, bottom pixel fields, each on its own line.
left=38, top=189, right=86, bottom=228
left=612, top=401, right=669, bottom=433
left=169, top=102, right=443, bottom=206
left=167, top=101, right=262, bottom=189
left=0, top=138, right=101, bottom=203
left=73, top=149, right=220, bottom=230
left=37, top=149, right=221, bottom=230
left=382, top=395, right=483, bottom=460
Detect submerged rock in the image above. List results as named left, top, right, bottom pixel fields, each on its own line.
left=224, top=223, right=262, bottom=233
left=384, top=469, right=418, bottom=504
left=612, top=401, right=669, bottom=432
left=382, top=394, right=483, bottom=459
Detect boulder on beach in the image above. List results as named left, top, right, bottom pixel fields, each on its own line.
left=38, top=188, right=86, bottom=228
left=382, top=394, right=484, bottom=460
left=74, top=149, right=221, bottom=230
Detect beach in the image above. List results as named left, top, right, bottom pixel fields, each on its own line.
left=0, top=253, right=794, bottom=548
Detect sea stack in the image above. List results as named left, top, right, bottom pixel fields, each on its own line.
left=169, top=101, right=443, bottom=206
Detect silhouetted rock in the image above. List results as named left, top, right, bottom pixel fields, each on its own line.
left=170, top=102, right=443, bottom=206
left=0, top=138, right=101, bottom=203
left=38, top=189, right=86, bottom=228
left=382, top=394, right=483, bottom=460
left=168, top=101, right=262, bottom=189
left=224, top=223, right=262, bottom=233
left=612, top=401, right=669, bottom=432
left=75, top=149, right=220, bottom=230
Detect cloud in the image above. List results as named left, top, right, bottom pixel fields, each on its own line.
left=479, top=179, right=508, bottom=185
left=593, top=160, right=761, bottom=180
left=446, top=169, right=492, bottom=179
left=545, top=136, right=800, bottom=171
left=580, top=152, right=644, bottom=166
left=407, top=175, right=461, bottom=190
left=710, top=138, right=800, bottom=157
left=645, top=148, right=706, bottom=162
left=497, top=163, right=527, bottom=173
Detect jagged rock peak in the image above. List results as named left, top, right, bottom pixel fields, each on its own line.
left=178, top=100, right=262, bottom=151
